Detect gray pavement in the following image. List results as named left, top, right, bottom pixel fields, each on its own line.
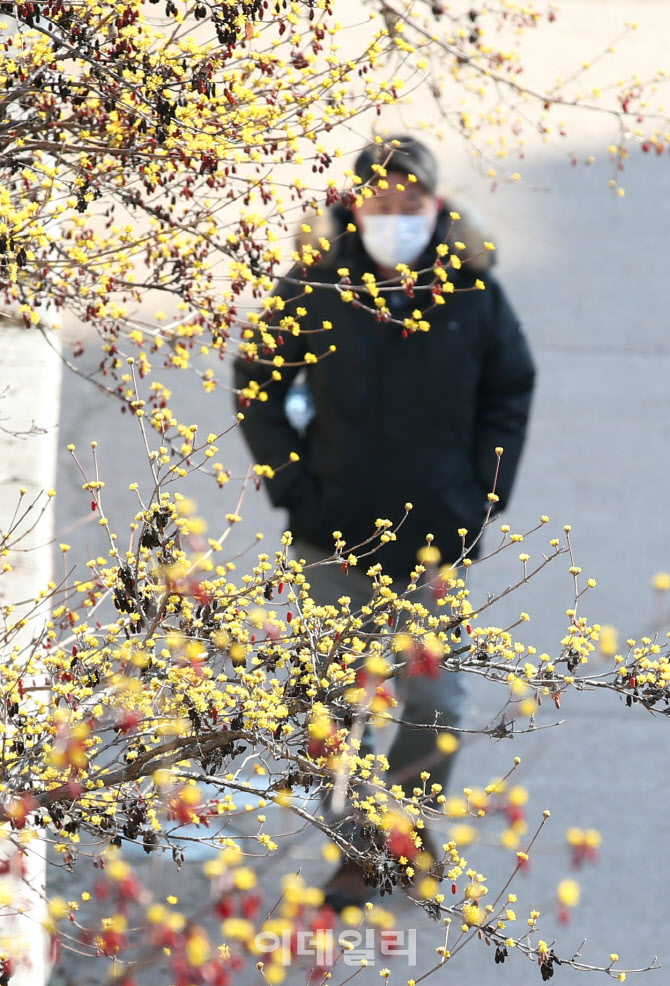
left=45, top=4, right=670, bottom=985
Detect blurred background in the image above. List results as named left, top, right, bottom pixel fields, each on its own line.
left=49, top=1, right=670, bottom=983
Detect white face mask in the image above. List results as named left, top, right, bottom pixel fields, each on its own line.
left=359, top=212, right=437, bottom=270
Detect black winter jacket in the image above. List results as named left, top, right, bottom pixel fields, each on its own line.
left=233, top=203, right=535, bottom=578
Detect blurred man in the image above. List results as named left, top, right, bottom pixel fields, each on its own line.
left=234, top=135, right=535, bottom=906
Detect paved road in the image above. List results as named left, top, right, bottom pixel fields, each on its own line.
left=46, top=4, right=670, bottom=984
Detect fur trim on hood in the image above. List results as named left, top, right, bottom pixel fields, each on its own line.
left=295, top=192, right=495, bottom=275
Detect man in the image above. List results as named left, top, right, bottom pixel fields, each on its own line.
left=234, top=134, right=535, bottom=905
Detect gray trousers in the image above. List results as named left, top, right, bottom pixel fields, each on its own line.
left=293, top=540, right=467, bottom=816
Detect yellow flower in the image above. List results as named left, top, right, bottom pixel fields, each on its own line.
left=449, top=823, right=477, bottom=846
left=519, top=698, right=537, bottom=717
left=265, top=965, right=286, bottom=984
left=417, top=545, right=441, bottom=565
left=221, top=918, right=255, bottom=941
left=462, top=902, right=483, bottom=926
left=322, top=843, right=341, bottom=863
left=557, top=878, right=580, bottom=908
left=186, top=929, right=210, bottom=967
left=507, top=786, right=528, bottom=807
left=599, top=624, right=618, bottom=657
left=48, top=897, right=69, bottom=921
left=500, top=828, right=519, bottom=850
left=436, top=732, right=459, bottom=755
left=340, top=905, right=363, bottom=926
left=233, top=868, right=257, bottom=890
left=107, top=859, right=131, bottom=882
left=418, top=876, right=438, bottom=899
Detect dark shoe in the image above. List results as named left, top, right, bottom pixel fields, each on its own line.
left=323, top=857, right=372, bottom=913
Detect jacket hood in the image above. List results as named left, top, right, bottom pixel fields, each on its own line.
left=295, top=193, right=496, bottom=276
